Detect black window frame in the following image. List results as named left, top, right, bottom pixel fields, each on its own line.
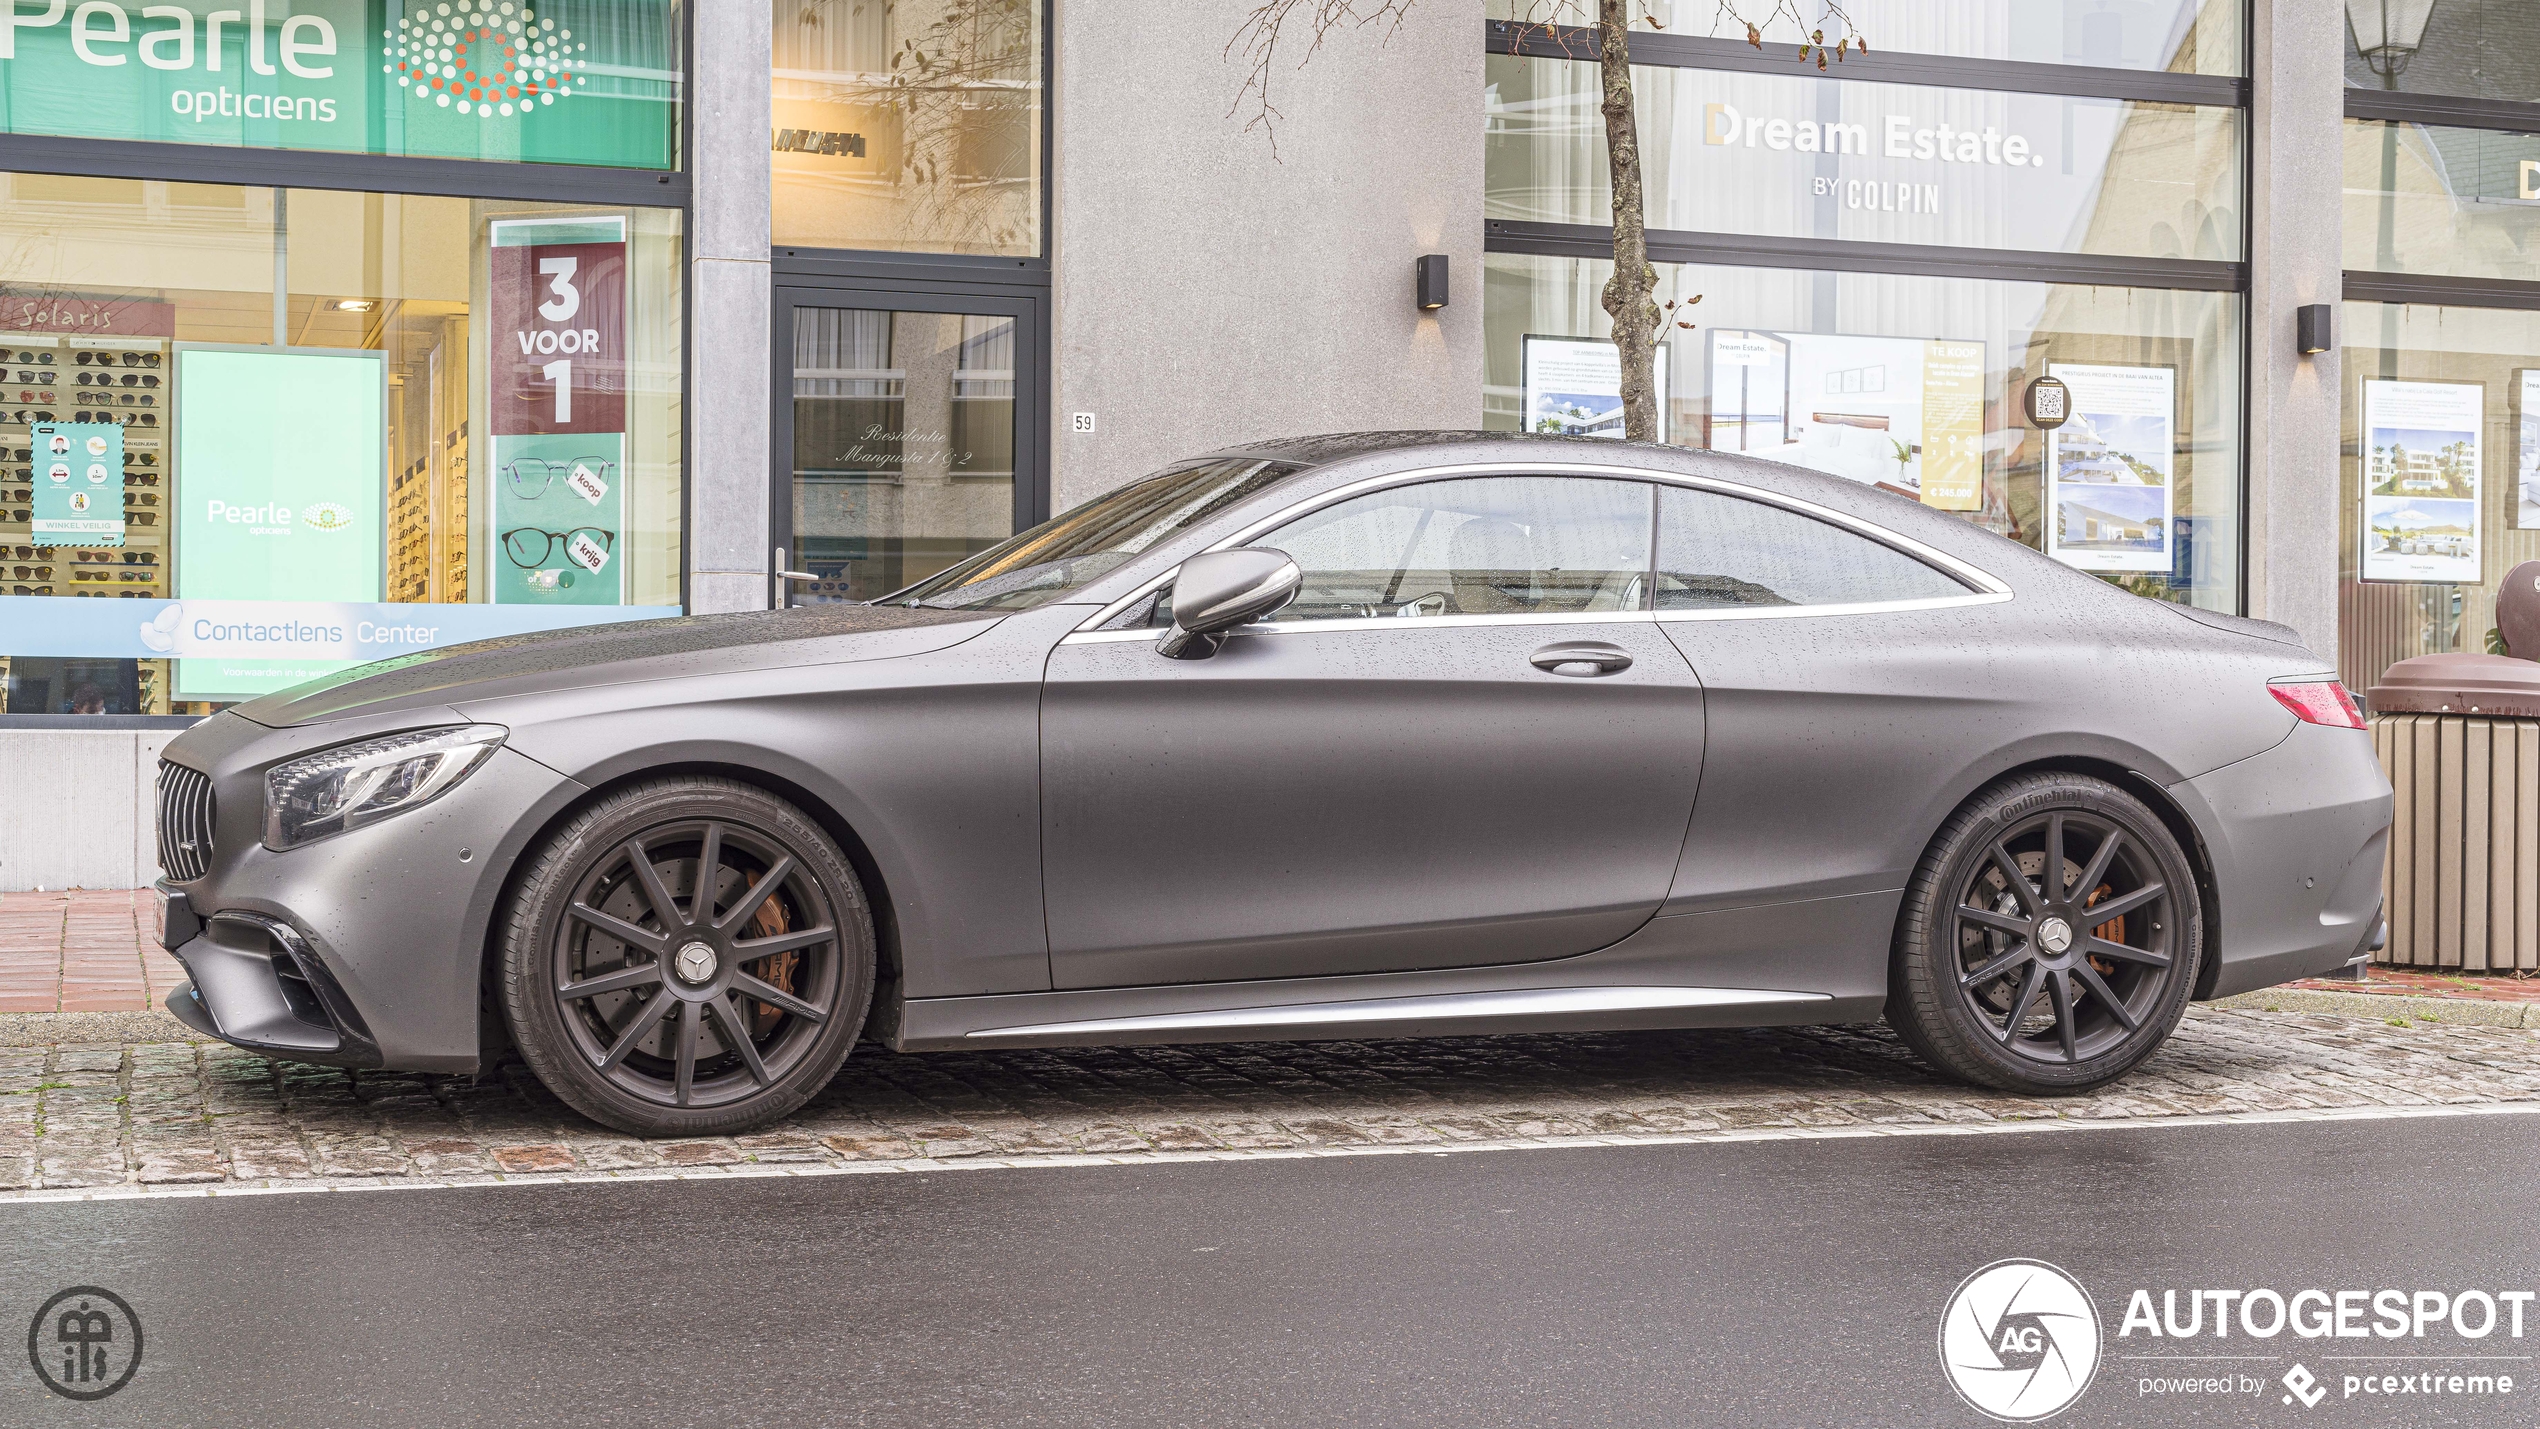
left=1481, top=9, right=2256, bottom=612
left=768, top=0, right=1056, bottom=544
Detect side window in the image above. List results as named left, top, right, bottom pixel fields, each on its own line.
left=1250, top=476, right=1654, bottom=621
left=1655, top=487, right=1971, bottom=610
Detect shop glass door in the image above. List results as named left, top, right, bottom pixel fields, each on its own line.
left=774, top=294, right=1039, bottom=605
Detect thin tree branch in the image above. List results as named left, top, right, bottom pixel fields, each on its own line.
left=1226, top=0, right=1421, bottom=158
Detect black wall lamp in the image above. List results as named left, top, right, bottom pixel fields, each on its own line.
left=1415, top=254, right=1450, bottom=311
left=2297, top=303, right=2334, bottom=356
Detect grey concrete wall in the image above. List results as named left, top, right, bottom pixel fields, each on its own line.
left=0, top=732, right=179, bottom=892
left=1050, top=1, right=1486, bottom=508
left=2244, top=0, right=2345, bottom=658
left=688, top=0, right=776, bottom=614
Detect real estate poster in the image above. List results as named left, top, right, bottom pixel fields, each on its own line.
left=1702, top=329, right=1984, bottom=507
left=1522, top=335, right=1669, bottom=443
left=2362, top=378, right=2483, bottom=584
left=2045, top=362, right=2175, bottom=575
left=171, top=346, right=388, bottom=697
left=489, top=215, right=629, bottom=606
left=2514, top=370, right=2540, bottom=531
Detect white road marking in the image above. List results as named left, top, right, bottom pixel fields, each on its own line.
left=8, top=1098, right=2538, bottom=1206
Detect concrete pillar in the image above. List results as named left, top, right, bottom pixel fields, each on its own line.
left=1051, top=0, right=1486, bottom=508
left=2244, top=0, right=2346, bottom=657
left=687, top=2, right=774, bottom=614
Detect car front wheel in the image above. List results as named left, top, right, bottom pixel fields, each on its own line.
left=498, top=777, right=876, bottom=1137
left=1887, top=772, right=2203, bottom=1095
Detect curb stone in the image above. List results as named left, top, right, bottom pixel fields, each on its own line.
left=2213, top=988, right=2539, bottom=1029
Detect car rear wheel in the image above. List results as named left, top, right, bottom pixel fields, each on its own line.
left=1887, top=772, right=2202, bottom=1095
left=498, top=777, right=876, bottom=1138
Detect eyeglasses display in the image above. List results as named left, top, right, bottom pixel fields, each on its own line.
left=501, top=526, right=617, bottom=569
left=502, top=456, right=617, bottom=502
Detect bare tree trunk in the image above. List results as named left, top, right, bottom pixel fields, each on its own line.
left=1595, top=0, right=1661, bottom=443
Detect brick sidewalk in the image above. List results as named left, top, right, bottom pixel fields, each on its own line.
left=0, top=890, right=187, bottom=1015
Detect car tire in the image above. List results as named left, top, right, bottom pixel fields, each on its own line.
left=499, top=777, right=877, bottom=1138
left=1887, top=772, right=2203, bottom=1095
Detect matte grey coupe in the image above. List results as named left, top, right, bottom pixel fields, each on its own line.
left=154, top=433, right=2393, bottom=1136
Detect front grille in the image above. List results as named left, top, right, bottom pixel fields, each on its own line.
left=156, top=761, right=215, bottom=882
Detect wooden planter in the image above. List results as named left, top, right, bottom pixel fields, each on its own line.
left=2373, top=713, right=2540, bottom=970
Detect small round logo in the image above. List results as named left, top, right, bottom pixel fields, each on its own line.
left=68, top=491, right=91, bottom=513
left=1940, top=1259, right=2100, bottom=1422
left=84, top=435, right=107, bottom=456
left=673, top=942, right=718, bottom=984
left=46, top=462, right=69, bottom=483
left=27, top=1286, right=142, bottom=1401
left=85, top=462, right=110, bottom=484
left=2037, top=917, right=2074, bottom=954
left=303, top=502, right=355, bottom=532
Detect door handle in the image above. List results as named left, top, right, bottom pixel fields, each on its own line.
left=1530, top=641, right=1633, bottom=677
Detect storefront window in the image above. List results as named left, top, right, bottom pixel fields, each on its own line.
left=772, top=0, right=1044, bottom=255
left=2344, top=118, right=2540, bottom=281
left=1485, top=253, right=2244, bottom=612
left=2345, top=0, right=2540, bottom=101
left=0, top=1, right=681, bottom=169
left=2336, top=301, right=2540, bottom=698
left=1488, top=56, right=2244, bottom=261
left=0, top=171, right=684, bottom=714
left=1487, top=0, right=2243, bottom=76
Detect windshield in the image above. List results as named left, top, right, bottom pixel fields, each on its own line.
left=885, top=457, right=1302, bottom=610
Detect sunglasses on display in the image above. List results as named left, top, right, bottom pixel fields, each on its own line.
left=129, top=512, right=156, bottom=525
left=12, top=371, right=56, bottom=384
left=500, top=526, right=616, bottom=569
left=12, top=412, right=58, bottom=425
left=11, top=585, right=51, bottom=596
left=503, top=457, right=617, bottom=501
left=126, top=473, right=159, bottom=487
left=9, top=564, right=52, bottom=578
left=72, top=351, right=155, bottom=367
left=10, top=351, right=53, bottom=365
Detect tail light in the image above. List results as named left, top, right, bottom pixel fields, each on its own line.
left=2270, top=680, right=2367, bottom=730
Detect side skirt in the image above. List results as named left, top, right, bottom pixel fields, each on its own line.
left=894, top=889, right=1898, bottom=1051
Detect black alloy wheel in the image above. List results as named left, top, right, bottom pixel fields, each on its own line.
left=501, top=778, right=875, bottom=1137
left=1888, top=772, right=2203, bottom=1094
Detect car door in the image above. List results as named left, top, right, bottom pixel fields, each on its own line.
left=1647, top=481, right=2015, bottom=924
left=1041, top=473, right=1706, bottom=991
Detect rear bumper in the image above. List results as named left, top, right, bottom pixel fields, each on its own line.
left=2176, top=721, right=2395, bottom=1000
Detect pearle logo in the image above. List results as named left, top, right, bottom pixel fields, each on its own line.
left=390, top=4, right=590, bottom=121
left=302, top=502, right=354, bottom=533
left=1940, top=1259, right=2102, bottom=1422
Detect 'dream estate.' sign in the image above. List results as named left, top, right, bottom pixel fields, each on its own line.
left=0, top=0, right=676, bottom=168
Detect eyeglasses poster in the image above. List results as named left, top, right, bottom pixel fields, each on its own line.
left=29, top=422, right=124, bottom=549
left=488, top=214, right=628, bottom=606
left=2361, top=377, right=2483, bottom=585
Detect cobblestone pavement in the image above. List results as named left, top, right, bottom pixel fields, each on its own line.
left=3, top=1004, right=2537, bottom=1199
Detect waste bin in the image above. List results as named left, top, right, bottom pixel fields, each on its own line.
left=2368, top=654, right=2540, bottom=972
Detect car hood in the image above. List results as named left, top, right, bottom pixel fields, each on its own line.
left=229, top=604, right=1002, bottom=728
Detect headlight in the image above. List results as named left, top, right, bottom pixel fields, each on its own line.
left=263, top=725, right=507, bottom=850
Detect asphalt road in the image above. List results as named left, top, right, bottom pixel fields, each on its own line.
left=4, top=1115, right=2536, bottom=1428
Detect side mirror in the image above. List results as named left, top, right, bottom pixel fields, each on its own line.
left=1156, top=548, right=1301, bottom=659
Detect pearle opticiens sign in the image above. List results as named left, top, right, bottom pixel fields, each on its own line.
left=0, top=0, right=675, bottom=169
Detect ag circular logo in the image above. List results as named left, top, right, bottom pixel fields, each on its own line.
left=1939, top=1259, right=2100, bottom=1422
left=27, top=1286, right=142, bottom=1401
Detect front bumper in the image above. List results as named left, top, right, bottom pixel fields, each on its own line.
left=155, top=720, right=585, bottom=1074
left=161, top=904, right=383, bottom=1069
left=2177, top=720, right=2395, bottom=1000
